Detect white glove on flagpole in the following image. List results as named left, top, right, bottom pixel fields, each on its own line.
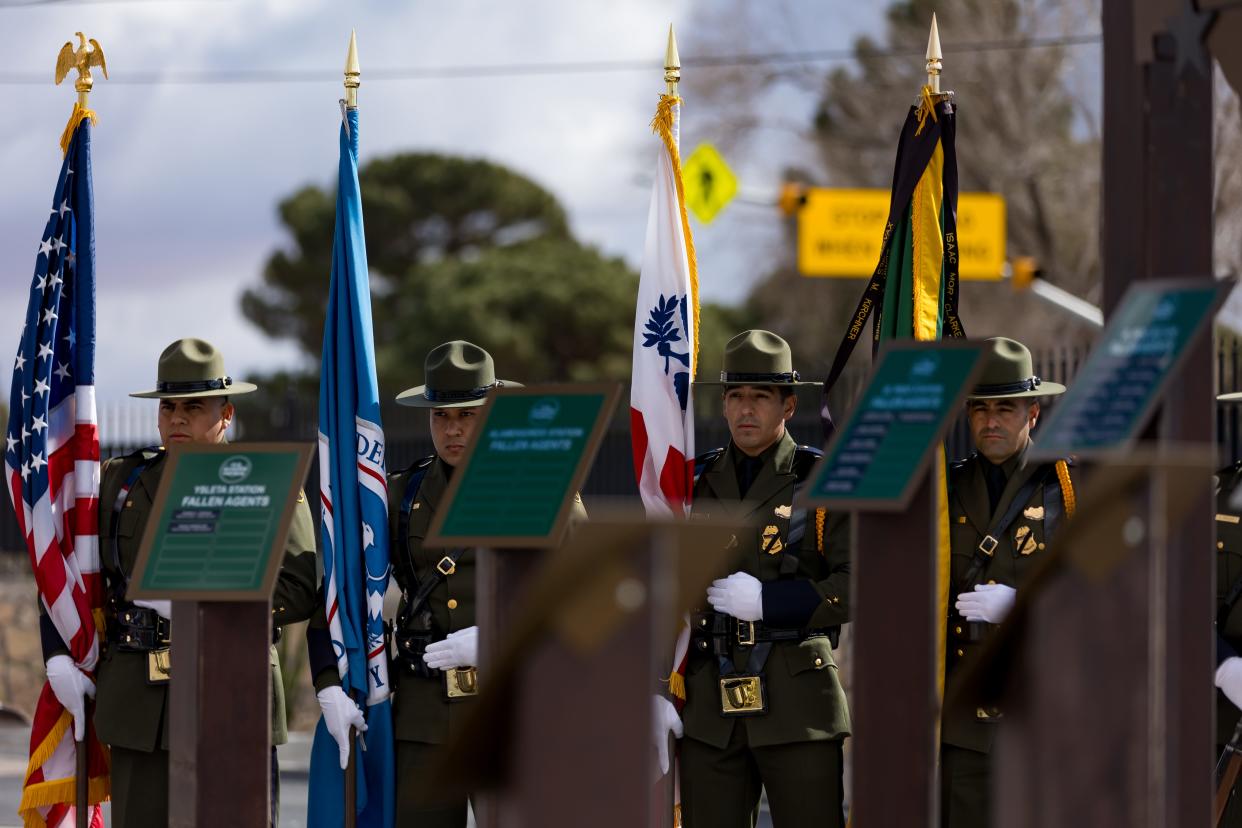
left=45, top=654, right=95, bottom=741
left=423, top=626, right=479, bottom=671
left=955, top=583, right=1017, bottom=624
left=706, top=572, right=764, bottom=622
left=132, top=599, right=172, bottom=620
left=651, top=694, right=683, bottom=780
left=316, top=686, right=367, bottom=770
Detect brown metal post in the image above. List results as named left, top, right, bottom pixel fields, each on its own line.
left=169, top=601, right=270, bottom=827
left=850, top=471, right=939, bottom=825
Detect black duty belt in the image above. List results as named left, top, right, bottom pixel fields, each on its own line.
left=108, top=603, right=171, bottom=653
left=692, top=612, right=807, bottom=645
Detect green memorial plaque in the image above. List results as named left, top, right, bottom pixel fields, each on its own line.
left=425, top=383, right=620, bottom=548
left=127, top=442, right=314, bottom=601
left=805, top=341, right=987, bottom=511
left=1031, top=278, right=1228, bottom=460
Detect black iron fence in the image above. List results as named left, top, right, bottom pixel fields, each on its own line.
left=5, top=342, right=1242, bottom=554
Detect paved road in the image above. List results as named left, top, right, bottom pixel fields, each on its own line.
left=0, top=725, right=778, bottom=827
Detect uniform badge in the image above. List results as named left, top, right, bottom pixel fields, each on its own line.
left=761, top=525, right=784, bottom=555
left=1014, top=525, right=1038, bottom=556
left=1218, top=513, right=1241, bottom=524
left=1023, top=506, right=1044, bottom=521
left=774, top=504, right=792, bottom=519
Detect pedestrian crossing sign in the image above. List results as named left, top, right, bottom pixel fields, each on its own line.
left=682, top=143, right=738, bottom=224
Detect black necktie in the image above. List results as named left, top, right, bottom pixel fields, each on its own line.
left=737, top=455, right=762, bottom=497
left=983, top=461, right=1007, bottom=515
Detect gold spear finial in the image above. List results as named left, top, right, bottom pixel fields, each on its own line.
left=54, top=32, right=107, bottom=108
left=665, top=24, right=681, bottom=96
left=925, top=13, right=943, bottom=94
left=344, top=29, right=360, bottom=108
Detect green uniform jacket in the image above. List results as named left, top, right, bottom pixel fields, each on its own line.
left=943, top=443, right=1072, bottom=754
left=1216, top=463, right=1242, bottom=745
left=90, top=447, right=319, bottom=751
left=312, top=455, right=587, bottom=746
left=682, top=432, right=852, bottom=750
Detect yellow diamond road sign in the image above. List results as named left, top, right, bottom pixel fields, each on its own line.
left=682, top=143, right=738, bottom=224
left=797, top=188, right=1007, bottom=280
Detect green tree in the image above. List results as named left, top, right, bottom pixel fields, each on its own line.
left=242, top=153, right=649, bottom=401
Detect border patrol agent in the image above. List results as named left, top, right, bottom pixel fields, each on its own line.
left=40, top=339, right=319, bottom=827
left=1212, top=391, right=1242, bottom=824
left=309, top=340, right=586, bottom=827
left=652, top=330, right=852, bottom=828
left=941, top=336, right=1074, bottom=828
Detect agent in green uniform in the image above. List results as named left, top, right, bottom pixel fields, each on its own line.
left=309, top=340, right=586, bottom=828
left=940, top=336, right=1075, bottom=828
left=651, top=330, right=852, bottom=828
left=1212, top=391, right=1242, bottom=824
left=40, top=338, right=319, bottom=828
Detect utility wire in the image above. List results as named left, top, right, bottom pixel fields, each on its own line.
left=0, top=32, right=1101, bottom=86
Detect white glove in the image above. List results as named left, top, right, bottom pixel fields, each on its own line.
left=651, top=694, right=683, bottom=780
left=46, top=654, right=95, bottom=741
left=955, top=583, right=1017, bottom=624
left=1219, top=658, right=1242, bottom=711
left=316, top=686, right=367, bottom=770
left=423, top=626, right=479, bottom=671
left=706, top=572, right=764, bottom=622
left=133, top=599, right=172, bottom=620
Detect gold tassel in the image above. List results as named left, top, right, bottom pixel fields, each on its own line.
left=815, top=508, right=826, bottom=556
left=914, top=84, right=940, bottom=136
left=650, top=94, right=702, bottom=376
left=59, top=103, right=96, bottom=156
left=1056, top=459, right=1075, bottom=518
left=19, top=775, right=110, bottom=823
left=666, top=670, right=686, bottom=702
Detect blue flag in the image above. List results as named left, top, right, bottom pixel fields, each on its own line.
left=308, top=105, right=395, bottom=828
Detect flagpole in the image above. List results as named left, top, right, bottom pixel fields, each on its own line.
left=665, top=24, right=680, bottom=97
left=340, top=31, right=361, bottom=828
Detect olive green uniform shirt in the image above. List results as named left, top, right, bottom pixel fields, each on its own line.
left=682, top=432, right=852, bottom=749
left=90, top=448, right=319, bottom=751
left=944, top=442, right=1071, bottom=754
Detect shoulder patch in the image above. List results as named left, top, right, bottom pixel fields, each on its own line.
left=793, top=445, right=824, bottom=481
left=693, top=448, right=726, bottom=483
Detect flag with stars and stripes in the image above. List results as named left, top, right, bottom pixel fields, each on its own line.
left=5, top=113, right=108, bottom=827
left=308, top=103, right=395, bottom=828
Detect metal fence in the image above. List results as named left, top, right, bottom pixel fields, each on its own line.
left=4, top=342, right=1242, bottom=554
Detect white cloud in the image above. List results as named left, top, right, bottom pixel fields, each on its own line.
left=0, top=0, right=885, bottom=408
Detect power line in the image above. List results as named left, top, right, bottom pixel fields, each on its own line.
left=0, top=33, right=1101, bottom=86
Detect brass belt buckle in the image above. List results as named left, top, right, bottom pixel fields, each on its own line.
left=736, top=620, right=755, bottom=647
left=719, top=675, right=766, bottom=716
left=147, top=648, right=171, bottom=685
left=436, top=556, right=457, bottom=576
left=978, top=535, right=999, bottom=556
left=445, top=667, right=478, bottom=699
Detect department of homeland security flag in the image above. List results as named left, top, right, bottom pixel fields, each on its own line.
left=5, top=108, right=108, bottom=828
left=820, top=86, right=965, bottom=698
left=630, top=93, right=699, bottom=520
left=308, top=104, right=395, bottom=828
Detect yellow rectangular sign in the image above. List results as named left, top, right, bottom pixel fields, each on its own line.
left=797, top=188, right=1006, bottom=280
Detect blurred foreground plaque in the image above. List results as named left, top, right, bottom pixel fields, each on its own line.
left=1032, top=278, right=1226, bottom=460
left=806, top=340, right=986, bottom=511
left=436, top=512, right=740, bottom=828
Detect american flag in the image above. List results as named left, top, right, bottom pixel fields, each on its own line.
left=4, top=115, right=107, bottom=828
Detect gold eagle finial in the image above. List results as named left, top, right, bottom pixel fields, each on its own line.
left=55, top=33, right=107, bottom=106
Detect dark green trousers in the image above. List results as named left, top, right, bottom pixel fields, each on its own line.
left=109, top=745, right=280, bottom=827
left=680, top=728, right=845, bottom=828
left=396, top=739, right=474, bottom=828
left=110, top=745, right=169, bottom=828
left=940, top=744, right=990, bottom=828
